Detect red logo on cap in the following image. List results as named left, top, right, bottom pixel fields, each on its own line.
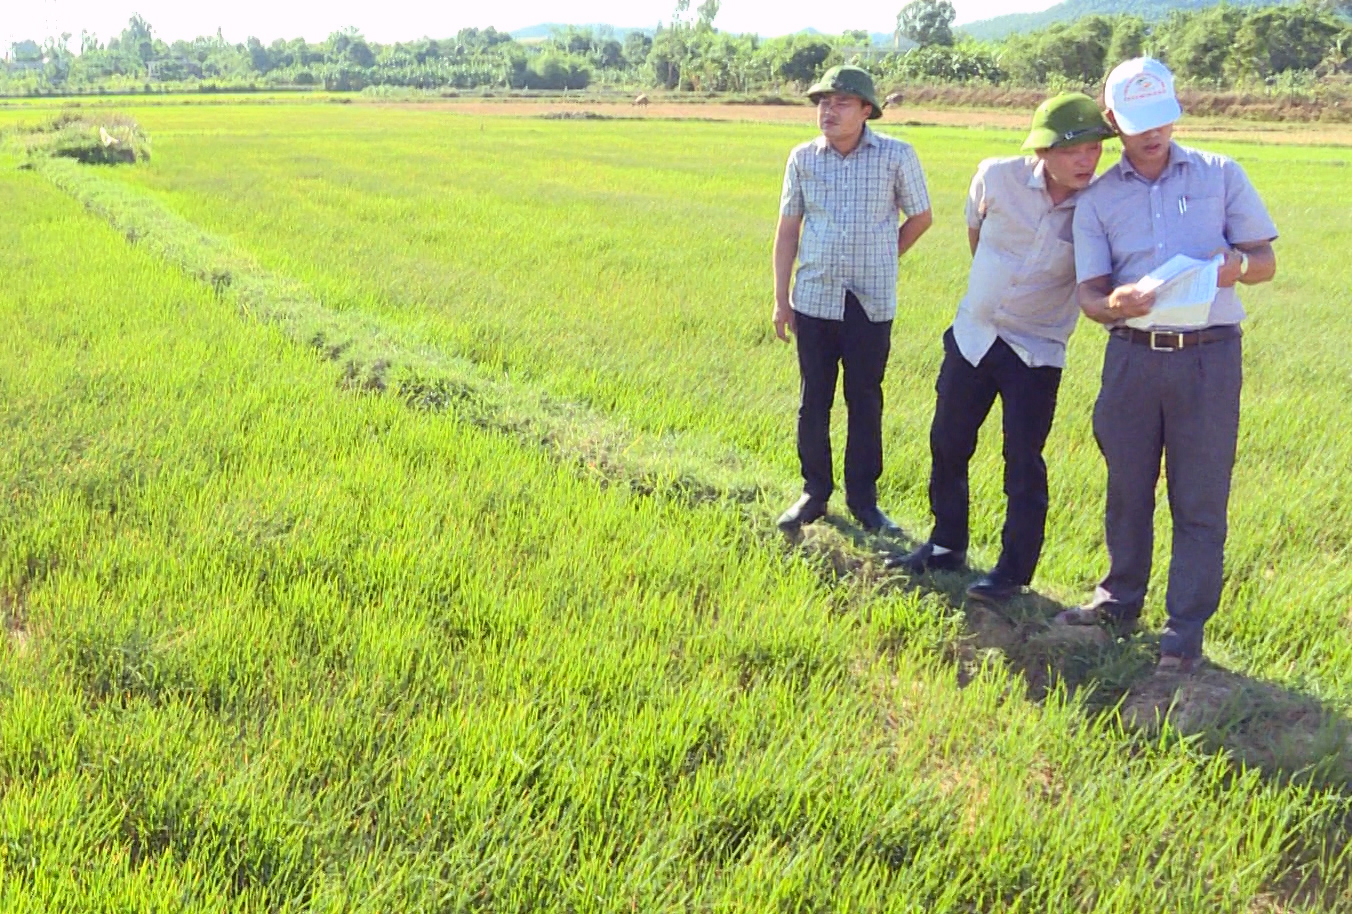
left=1123, top=74, right=1166, bottom=102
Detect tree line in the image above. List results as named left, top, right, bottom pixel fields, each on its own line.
left=3, top=1, right=1350, bottom=97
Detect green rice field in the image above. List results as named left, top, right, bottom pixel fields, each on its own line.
left=2, top=99, right=1351, bottom=911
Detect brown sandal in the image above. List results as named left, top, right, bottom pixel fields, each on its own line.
left=1052, top=606, right=1140, bottom=635
left=1052, top=607, right=1103, bottom=626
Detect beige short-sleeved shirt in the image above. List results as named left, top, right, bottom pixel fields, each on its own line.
left=780, top=127, right=931, bottom=322
left=954, top=156, right=1084, bottom=369
left=1073, top=142, right=1278, bottom=330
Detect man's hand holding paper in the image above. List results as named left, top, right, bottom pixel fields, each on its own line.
left=1108, top=283, right=1156, bottom=318
left=1216, top=249, right=1245, bottom=288
left=1123, top=253, right=1224, bottom=330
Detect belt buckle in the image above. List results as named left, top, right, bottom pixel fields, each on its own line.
left=1149, top=330, right=1185, bottom=351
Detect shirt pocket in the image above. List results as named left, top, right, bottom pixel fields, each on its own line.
left=1101, top=198, right=1155, bottom=262
left=1044, top=236, right=1075, bottom=276
left=1174, top=194, right=1228, bottom=256
left=1018, top=236, right=1075, bottom=288
left=1003, top=238, right=1078, bottom=331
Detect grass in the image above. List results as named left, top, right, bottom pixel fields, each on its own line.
left=68, top=101, right=1352, bottom=686
left=3, top=102, right=1352, bottom=909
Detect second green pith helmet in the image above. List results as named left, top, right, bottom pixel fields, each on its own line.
left=806, top=65, right=884, bottom=120
left=1022, top=92, right=1114, bottom=151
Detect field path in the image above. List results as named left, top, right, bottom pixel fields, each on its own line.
left=394, top=98, right=1352, bottom=146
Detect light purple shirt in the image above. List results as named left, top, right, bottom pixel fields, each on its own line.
left=955, top=156, right=1083, bottom=369
left=1073, top=142, right=1278, bottom=329
left=780, top=126, right=931, bottom=322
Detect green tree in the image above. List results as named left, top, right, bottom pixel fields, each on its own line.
left=623, top=31, right=653, bottom=68
left=1151, top=5, right=1246, bottom=83
left=120, top=14, right=155, bottom=62
left=1106, top=16, right=1147, bottom=68
left=347, top=39, right=376, bottom=68
left=898, top=0, right=956, bottom=48
left=759, top=34, right=835, bottom=85
left=1002, top=16, right=1114, bottom=85
left=1228, top=5, right=1345, bottom=80
left=246, top=37, right=272, bottom=73
left=9, top=39, right=43, bottom=65
left=592, top=38, right=624, bottom=69
left=525, top=52, right=591, bottom=90
left=881, top=43, right=1005, bottom=83
left=696, top=0, right=721, bottom=31
left=43, top=34, right=75, bottom=85
left=647, top=27, right=683, bottom=88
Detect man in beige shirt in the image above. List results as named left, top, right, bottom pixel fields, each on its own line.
left=889, top=94, right=1112, bottom=604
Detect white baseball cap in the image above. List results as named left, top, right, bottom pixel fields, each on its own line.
left=1105, top=57, right=1182, bottom=135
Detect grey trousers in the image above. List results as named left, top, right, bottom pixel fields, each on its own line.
left=1087, top=332, right=1242, bottom=658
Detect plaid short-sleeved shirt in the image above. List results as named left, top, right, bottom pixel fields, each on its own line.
left=780, top=127, right=931, bottom=322
left=1073, top=142, right=1278, bottom=329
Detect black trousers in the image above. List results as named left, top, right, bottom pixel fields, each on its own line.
left=928, top=329, right=1061, bottom=585
left=795, top=292, right=892, bottom=512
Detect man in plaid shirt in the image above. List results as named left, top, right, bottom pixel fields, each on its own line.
left=773, top=65, right=933, bottom=534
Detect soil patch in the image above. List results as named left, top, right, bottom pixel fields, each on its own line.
left=381, top=98, right=1352, bottom=146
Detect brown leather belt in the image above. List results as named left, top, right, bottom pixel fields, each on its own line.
left=1110, top=324, right=1241, bottom=352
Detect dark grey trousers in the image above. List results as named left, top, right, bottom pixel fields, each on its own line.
left=1087, top=332, right=1242, bottom=658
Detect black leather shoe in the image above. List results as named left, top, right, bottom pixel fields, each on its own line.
left=965, top=573, right=1021, bottom=605
left=777, top=494, right=827, bottom=532
left=885, top=541, right=965, bottom=574
left=851, top=505, right=900, bottom=535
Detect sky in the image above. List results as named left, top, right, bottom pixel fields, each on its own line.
left=1, top=0, right=1059, bottom=51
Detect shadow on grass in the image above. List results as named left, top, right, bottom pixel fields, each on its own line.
left=785, top=512, right=1352, bottom=792
left=787, top=511, right=1352, bottom=906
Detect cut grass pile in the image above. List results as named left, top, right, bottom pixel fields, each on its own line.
left=3, top=110, right=150, bottom=164
left=3, top=105, right=1352, bottom=909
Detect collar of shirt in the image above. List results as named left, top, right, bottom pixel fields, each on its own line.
left=1026, top=157, right=1049, bottom=190
left=1025, top=158, right=1080, bottom=211
left=1116, top=141, right=1192, bottom=183
left=811, top=126, right=878, bottom=157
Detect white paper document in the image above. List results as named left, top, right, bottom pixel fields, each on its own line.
left=1124, top=253, right=1223, bottom=330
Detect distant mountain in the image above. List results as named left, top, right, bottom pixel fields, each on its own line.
left=510, top=23, right=653, bottom=41
left=959, top=0, right=1289, bottom=41
left=509, top=22, right=903, bottom=45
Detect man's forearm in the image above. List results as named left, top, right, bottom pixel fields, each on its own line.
left=898, top=210, right=933, bottom=258
left=1237, top=242, right=1276, bottom=286
left=1078, top=278, right=1119, bottom=325
left=773, top=226, right=799, bottom=305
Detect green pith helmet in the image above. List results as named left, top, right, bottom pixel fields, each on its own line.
left=1022, top=92, right=1114, bottom=151
left=807, top=65, right=884, bottom=120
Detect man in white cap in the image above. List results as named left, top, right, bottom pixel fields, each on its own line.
left=1055, top=57, right=1278, bottom=673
